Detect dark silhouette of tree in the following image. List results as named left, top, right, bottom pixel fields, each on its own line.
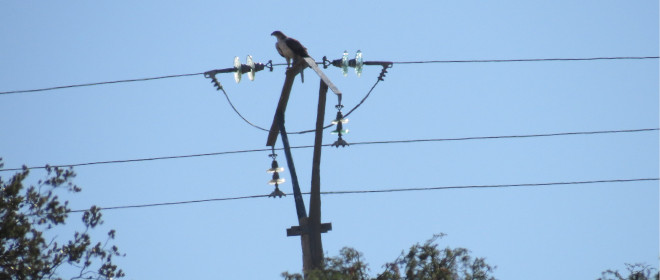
left=598, top=263, right=659, bottom=280
left=376, top=234, right=495, bottom=280
left=0, top=159, right=124, bottom=280
left=282, top=234, right=496, bottom=280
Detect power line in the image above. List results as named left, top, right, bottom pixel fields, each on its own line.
left=391, top=56, right=660, bottom=64
left=67, top=178, right=659, bottom=213
left=0, top=56, right=656, bottom=95
left=320, top=178, right=660, bottom=195
left=68, top=194, right=272, bottom=213
left=0, top=147, right=277, bottom=172
left=1, top=128, right=656, bottom=172
left=217, top=86, right=270, bottom=132
left=347, top=128, right=660, bottom=147
left=0, top=72, right=205, bottom=95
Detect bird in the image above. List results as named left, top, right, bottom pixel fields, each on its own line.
left=271, top=31, right=309, bottom=83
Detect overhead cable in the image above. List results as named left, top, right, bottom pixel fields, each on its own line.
left=67, top=178, right=659, bottom=213
left=0, top=72, right=204, bottom=95
left=1, top=128, right=656, bottom=172
left=1, top=56, right=656, bottom=95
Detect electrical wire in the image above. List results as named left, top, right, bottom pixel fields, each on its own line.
left=0, top=72, right=205, bottom=95
left=1, top=128, right=656, bottom=172
left=218, top=86, right=270, bottom=132
left=68, top=194, right=272, bottom=213
left=0, top=147, right=278, bottom=172
left=391, top=56, right=660, bottom=64
left=0, top=56, right=656, bottom=95
left=288, top=66, right=389, bottom=134
left=345, top=128, right=660, bottom=147
left=213, top=72, right=384, bottom=134
left=220, top=67, right=387, bottom=135
left=343, top=71, right=385, bottom=118
left=67, top=177, right=659, bottom=213
left=319, top=178, right=660, bottom=195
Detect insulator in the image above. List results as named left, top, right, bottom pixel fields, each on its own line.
left=247, top=55, right=256, bottom=81
left=355, top=50, right=363, bottom=77
left=211, top=76, right=222, bottom=90
left=341, top=51, right=349, bottom=76
left=233, top=56, right=242, bottom=83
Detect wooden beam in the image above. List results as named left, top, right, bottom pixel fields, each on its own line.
left=266, top=60, right=305, bottom=147
left=277, top=112, right=307, bottom=220
left=308, top=78, right=328, bottom=269
left=287, top=223, right=333, bottom=237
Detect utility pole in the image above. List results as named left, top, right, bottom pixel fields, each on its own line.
left=204, top=51, right=392, bottom=277
left=275, top=110, right=312, bottom=270
left=266, top=59, right=335, bottom=275
left=308, top=78, right=329, bottom=268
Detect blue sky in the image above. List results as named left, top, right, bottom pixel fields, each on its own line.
left=1, top=1, right=658, bottom=279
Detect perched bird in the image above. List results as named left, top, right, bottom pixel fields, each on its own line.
left=271, top=31, right=309, bottom=82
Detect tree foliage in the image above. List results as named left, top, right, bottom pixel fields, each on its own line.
left=282, top=247, right=369, bottom=280
left=598, top=263, right=659, bottom=280
left=282, top=234, right=496, bottom=280
left=0, top=160, right=124, bottom=280
left=377, top=234, right=495, bottom=280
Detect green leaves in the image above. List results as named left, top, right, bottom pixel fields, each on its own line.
left=0, top=160, right=125, bottom=280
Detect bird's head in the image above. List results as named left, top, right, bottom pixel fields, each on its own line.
left=271, top=31, right=286, bottom=39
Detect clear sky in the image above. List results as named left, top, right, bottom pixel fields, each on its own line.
left=1, top=1, right=658, bottom=279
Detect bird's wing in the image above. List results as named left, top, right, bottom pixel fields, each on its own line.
left=285, top=37, right=309, bottom=57
left=275, top=42, right=285, bottom=58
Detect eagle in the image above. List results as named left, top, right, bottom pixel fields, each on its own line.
left=271, top=31, right=309, bottom=82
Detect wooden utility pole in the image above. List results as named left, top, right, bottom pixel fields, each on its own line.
left=266, top=58, right=335, bottom=275
left=275, top=112, right=312, bottom=270
left=308, top=78, right=329, bottom=267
